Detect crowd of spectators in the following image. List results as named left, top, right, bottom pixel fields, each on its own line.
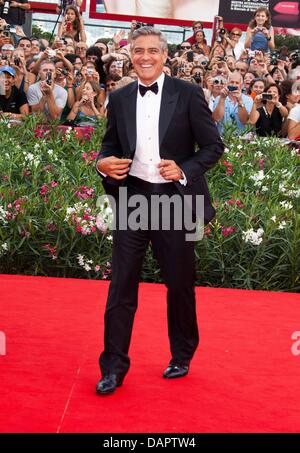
left=0, top=4, right=300, bottom=138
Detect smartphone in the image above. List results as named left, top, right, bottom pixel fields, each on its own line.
left=228, top=85, right=238, bottom=92
left=66, top=21, right=72, bottom=32
left=262, top=93, right=273, bottom=101
left=46, top=71, right=52, bottom=85
left=187, top=51, right=194, bottom=63
left=14, top=57, right=21, bottom=66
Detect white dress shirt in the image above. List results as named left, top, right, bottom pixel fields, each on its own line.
left=129, top=72, right=170, bottom=183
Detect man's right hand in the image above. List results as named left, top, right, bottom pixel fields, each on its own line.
left=97, top=156, right=132, bottom=180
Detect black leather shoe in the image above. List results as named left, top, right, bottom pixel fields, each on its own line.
left=163, top=364, right=189, bottom=379
left=96, top=374, right=123, bottom=395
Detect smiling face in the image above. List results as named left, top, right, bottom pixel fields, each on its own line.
left=2, top=72, right=14, bottom=92
left=252, top=80, right=265, bottom=94
left=131, top=34, right=168, bottom=86
left=255, top=10, right=268, bottom=27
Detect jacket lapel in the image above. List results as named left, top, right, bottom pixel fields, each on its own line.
left=159, top=76, right=179, bottom=147
left=122, top=81, right=138, bottom=155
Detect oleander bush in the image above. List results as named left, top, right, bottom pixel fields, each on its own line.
left=0, top=116, right=299, bottom=291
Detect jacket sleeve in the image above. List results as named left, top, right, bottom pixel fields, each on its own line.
left=180, top=86, right=224, bottom=185
left=96, top=93, right=123, bottom=165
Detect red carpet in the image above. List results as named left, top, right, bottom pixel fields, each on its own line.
left=0, top=274, right=299, bottom=433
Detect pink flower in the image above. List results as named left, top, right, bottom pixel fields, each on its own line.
left=227, top=198, right=244, bottom=209
left=259, top=159, right=265, bottom=170
left=221, top=226, right=236, bottom=237
left=43, top=165, right=53, bottom=173
left=204, top=226, right=211, bottom=237
left=50, top=181, right=58, bottom=188
left=23, top=168, right=31, bottom=177
left=95, top=265, right=101, bottom=272
left=34, top=128, right=44, bottom=138
left=47, top=221, right=57, bottom=232
left=96, top=214, right=107, bottom=233
left=75, top=186, right=95, bottom=200
left=20, top=229, right=30, bottom=237
left=223, top=160, right=233, bottom=175
left=43, top=243, right=57, bottom=259
left=40, top=184, right=48, bottom=197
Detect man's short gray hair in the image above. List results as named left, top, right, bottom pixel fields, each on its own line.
left=130, top=27, right=168, bottom=52
left=288, top=67, right=300, bottom=81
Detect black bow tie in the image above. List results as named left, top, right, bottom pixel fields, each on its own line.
left=139, top=82, right=159, bottom=97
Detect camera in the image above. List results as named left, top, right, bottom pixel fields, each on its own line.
left=290, top=50, right=300, bottom=68
left=228, top=85, right=238, bottom=92
left=2, top=1, right=10, bottom=15
left=219, top=28, right=227, bottom=35
left=14, top=57, right=21, bottom=66
left=262, top=92, right=273, bottom=101
left=187, top=51, right=194, bottom=62
left=213, top=76, right=225, bottom=85
left=192, top=73, right=202, bottom=84
left=248, top=50, right=256, bottom=58
left=135, top=21, right=148, bottom=29
left=45, top=71, right=52, bottom=85
left=57, top=67, right=68, bottom=77
left=270, top=51, right=278, bottom=66
left=3, top=24, right=11, bottom=37
left=47, top=49, right=56, bottom=58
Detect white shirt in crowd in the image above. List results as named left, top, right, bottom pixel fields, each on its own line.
left=27, top=82, right=68, bottom=120
left=288, top=103, right=300, bottom=122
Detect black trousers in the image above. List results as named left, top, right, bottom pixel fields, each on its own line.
left=99, top=177, right=199, bottom=377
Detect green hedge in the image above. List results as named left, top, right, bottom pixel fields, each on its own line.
left=0, top=116, right=299, bottom=291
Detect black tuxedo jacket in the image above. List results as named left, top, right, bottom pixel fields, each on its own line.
left=97, top=75, right=224, bottom=224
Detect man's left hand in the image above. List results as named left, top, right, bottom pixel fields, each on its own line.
left=158, top=159, right=183, bottom=181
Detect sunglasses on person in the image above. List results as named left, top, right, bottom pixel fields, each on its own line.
left=180, top=45, right=191, bottom=50
left=231, top=32, right=241, bottom=36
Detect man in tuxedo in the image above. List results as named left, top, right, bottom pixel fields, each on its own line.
left=95, top=27, right=223, bottom=394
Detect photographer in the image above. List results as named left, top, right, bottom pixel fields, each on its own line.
left=192, top=30, right=210, bottom=57
left=57, top=5, right=86, bottom=43
left=249, top=83, right=287, bottom=137
left=0, top=65, right=29, bottom=119
left=11, top=47, right=36, bottom=93
left=66, top=80, right=104, bottom=126
left=0, top=0, right=30, bottom=45
left=245, top=7, right=275, bottom=53
left=212, top=71, right=253, bottom=134
left=56, top=0, right=82, bottom=15
left=26, top=60, right=67, bottom=121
